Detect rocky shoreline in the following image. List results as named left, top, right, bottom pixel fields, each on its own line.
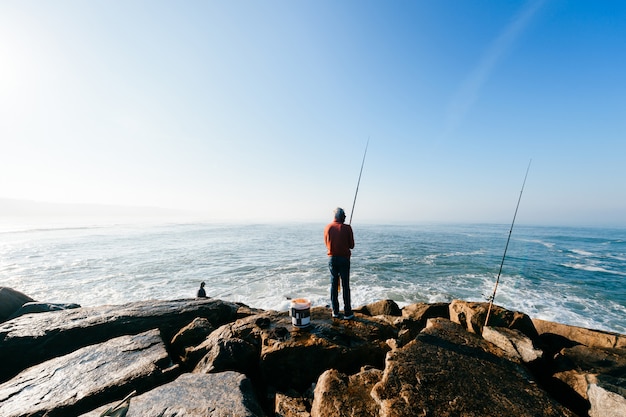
left=0, top=287, right=625, bottom=417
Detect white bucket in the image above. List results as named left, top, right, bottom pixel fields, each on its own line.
left=290, top=298, right=311, bottom=328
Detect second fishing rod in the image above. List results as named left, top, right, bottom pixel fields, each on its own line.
left=348, top=137, right=370, bottom=225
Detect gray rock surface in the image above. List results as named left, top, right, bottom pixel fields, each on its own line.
left=2, top=291, right=625, bottom=417
left=7, top=301, right=81, bottom=320
left=0, top=298, right=239, bottom=382
left=81, top=372, right=266, bottom=417
left=0, top=329, right=176, bottom=417
left=588, top=375, right=626, bottom=417
left=170, top=317, right=215, bottom=362
left=482, top=325, right=543, bottom=363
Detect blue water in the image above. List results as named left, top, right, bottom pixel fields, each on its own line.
left=1, top=221, right=624, bottom=334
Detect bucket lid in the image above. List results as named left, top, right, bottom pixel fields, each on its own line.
left=290, top=298, right=311, bottom=308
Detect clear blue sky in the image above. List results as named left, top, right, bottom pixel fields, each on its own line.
left=1, top=1, right=625, bottom=226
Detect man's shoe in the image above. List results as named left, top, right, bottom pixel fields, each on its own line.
left=343, top=314, right=355, bottom=320
left=332, top=313, right=341, bottom=319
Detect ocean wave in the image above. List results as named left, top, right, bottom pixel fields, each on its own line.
left=569, top=249, right=594, bottom=257
left=562, top=263, right=626, bottom=276
left=2, top=222, right=624, bottom=334
left=523, top=239, right=555, bottom=249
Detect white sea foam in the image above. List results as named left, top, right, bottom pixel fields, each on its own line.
left=562, top=263, right=626, bottom=276
left=1, top=221, right=624, bottom=334
left=570, top=249, right=594, bottom=257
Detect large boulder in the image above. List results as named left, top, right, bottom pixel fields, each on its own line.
left=0, top=298, right=239, bottom=382
left=369, top=318, right=576, bottom=417
left=533, top=318, right=626, bottom=349
left=482, top=325, right=543, bottom=363
left=357, top=299, right=402, bottom=317
left=0, top=329, right=177, bottom=417
left=191, top=307, right=396, bottom=393
left=394, top=302, right=450, bottom=346
left=0, top=287, right=35, bottom=323
left=310, top=367, right=383, bottom=417
left=80, top=372, right=266, bottom=417
left=551, top=344, right=626, bottom=416
left=449, top=299, right=538, bottom=339
left=170, top=317, right=215, bottom=363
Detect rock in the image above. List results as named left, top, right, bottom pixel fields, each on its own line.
left=310, top=367, right=383, bottom=417
left=369, top=318, right=576, bottom=417
left=357, top=299, right=402, bottom=317
left=0, top=298, right=239, bottom=383
left=275, top=392, right=311, bottom=417
left=258, top=308, right=394, bottom=393
left=534, top=318, right=626, bottom=349
left=482, top=325, right=543, bottom=363
left=394, top=302, right=450, bottom=346
left=450, top=299, right=538, bottom=339
left=170, top=317, right=215, bottom=362
left=556, top=345, right=626, bottom=384
left=0, top=287, right=35, bottom=323
left=80, top=372, right=266, bottom=417
left=401, top=301, right=450, bottom=322
left=551, top=344, right=626, bottom=414
left=194, top=336, right=259, bottom=375
left=588, top=375, right=626, bottom=417
left=0, top=329, right=177, bottom=417
left=186, top=314, right=264, bottom=373
left=190, top=307, right=396, bottom=393
left=7, top=301, right=81, bottom=320
left=2, top=298, right=624, bottom=417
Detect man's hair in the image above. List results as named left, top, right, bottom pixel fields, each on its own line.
left=334, top=207, right=346, bottom=221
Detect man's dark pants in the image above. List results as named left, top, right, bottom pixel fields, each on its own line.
left=329, top=255, right=352, bottom=316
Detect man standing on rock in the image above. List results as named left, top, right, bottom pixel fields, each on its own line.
left=324, top=207, right=355, bottom=320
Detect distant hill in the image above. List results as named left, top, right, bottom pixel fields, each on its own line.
left=0, top=198, right=186, bottom=218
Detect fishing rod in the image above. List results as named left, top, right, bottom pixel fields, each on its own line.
left=484, top=159, right=532, bottom=329
left=348, top=137, right=370, bottom=225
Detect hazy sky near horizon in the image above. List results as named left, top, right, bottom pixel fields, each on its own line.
left=1, top=1, right=625, bottom=226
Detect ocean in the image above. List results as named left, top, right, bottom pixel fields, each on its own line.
left=1, top=221, right=624, bottom=334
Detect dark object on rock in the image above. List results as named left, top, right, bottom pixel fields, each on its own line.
left=0, top=287, right=35, bottom=323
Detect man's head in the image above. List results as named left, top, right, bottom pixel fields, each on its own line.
left=334, top=207, right=346, bottom=223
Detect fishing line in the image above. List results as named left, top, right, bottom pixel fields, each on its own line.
left=210, top=274, right=270, bottom=299
left=349, top=136, right=370, bottom=225
left=484, top=159, right=532, bottom=328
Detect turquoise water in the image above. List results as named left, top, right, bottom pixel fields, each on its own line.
left=1, top=221, right=624, bottom=333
